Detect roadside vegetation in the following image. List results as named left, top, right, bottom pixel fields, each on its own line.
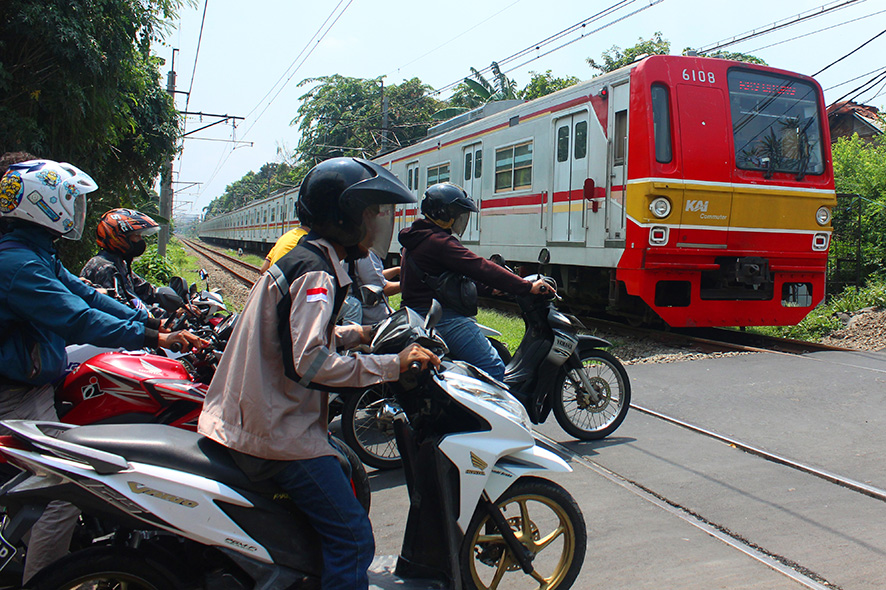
left=752, top=276, right=886, bottom=341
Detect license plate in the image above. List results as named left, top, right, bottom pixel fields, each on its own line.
left=0, top=529, right=16, bottom=572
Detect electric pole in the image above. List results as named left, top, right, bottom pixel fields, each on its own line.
left=158, top=51, right=177, bottom=257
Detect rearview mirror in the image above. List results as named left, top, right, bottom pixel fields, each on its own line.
left=168, top=276, right=188, bottom=299
left=424, top=299, right=443, bottom=331
left=155, top=287, right=184, bottom=314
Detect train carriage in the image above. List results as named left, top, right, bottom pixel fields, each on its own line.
left=199, top=54, right=836, bottom=328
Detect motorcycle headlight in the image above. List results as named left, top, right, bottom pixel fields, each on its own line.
left=445, top=371, right=533, bottom=433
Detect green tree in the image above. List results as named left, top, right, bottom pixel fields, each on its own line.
left=830, top=133, right=886, bottom=283
left=291, top=75, right=441, bottom=171
left=434, top=62, right=521, bottom=121
left=587, top=32, right=670, bottom=75
left=520, top=70, right=580, bottom=101
left=0, top=0, right=185, bottom=268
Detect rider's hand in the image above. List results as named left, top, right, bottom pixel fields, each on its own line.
left=530, top=279, right=555, bottom=295
left=158, top=330, right=209, bottom=353
left=397, top=343, right=441, bottom=373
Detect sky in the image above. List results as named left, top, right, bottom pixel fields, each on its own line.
left=161, top=0, right=886, bottom=217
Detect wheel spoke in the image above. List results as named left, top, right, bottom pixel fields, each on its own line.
left=488, top=552, right=511, bottom=589
left=535, top=524, right=565, bottom=551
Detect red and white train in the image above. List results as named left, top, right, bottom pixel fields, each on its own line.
left=199, top=54, right=836, bottom=327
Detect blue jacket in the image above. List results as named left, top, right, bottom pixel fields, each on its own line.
left=0, top=226, right=153, bottom=386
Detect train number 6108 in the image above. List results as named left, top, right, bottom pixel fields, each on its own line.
left=683, top=69, right=715, bottom=84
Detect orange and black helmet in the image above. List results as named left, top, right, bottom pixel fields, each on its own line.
left=96, top=208, right=159, bottom=258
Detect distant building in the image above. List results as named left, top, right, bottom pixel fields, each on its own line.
left=827, top=101, right=884, bottom=142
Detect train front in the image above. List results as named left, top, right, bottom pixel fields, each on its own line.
left=618, top=56, right=836, bottom=327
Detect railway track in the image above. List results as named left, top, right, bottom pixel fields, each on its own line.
left=180, top=238, right=259, bottom=288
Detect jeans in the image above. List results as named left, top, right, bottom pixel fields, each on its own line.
left=0, top=382, right=81, bottom=584
left=418, top=308, right=506, bottom=381
left=272, top=455, right=374, bottom=590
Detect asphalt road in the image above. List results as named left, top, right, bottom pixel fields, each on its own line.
left=362, top=348, right=886, bottom=589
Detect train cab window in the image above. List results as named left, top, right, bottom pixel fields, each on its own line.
left=474, top=149, right=482, bottom=178
left=557, top=125, right=569, bottom=162
left=651, top=84, right=673, bottom=163
left=614, top=110, right=628, bottom=164
left=495, top=141, right=533, bottom=192
left=427, top=163, right=450, bottom=188
left=728, top=69, right=824, bottom=176
left=574, top=121, right=588, bottom=160
left=464, top=152, right=472, bottom=181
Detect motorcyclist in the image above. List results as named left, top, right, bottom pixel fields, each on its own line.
left=399, top=182, right=552, bottom=381
left=80, top=208, right=161, bottom=310
left=0, top=159, right=205, bottom=583
left=198, top=157, right=439, bottom=590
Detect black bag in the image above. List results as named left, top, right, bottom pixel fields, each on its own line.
left=405, top=253, right=478, bottom=317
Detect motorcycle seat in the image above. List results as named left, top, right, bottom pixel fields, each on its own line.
left=58, top=423, right=283, bottom=496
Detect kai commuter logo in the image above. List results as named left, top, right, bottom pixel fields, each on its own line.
left=685, top=200, right=709, bottom=213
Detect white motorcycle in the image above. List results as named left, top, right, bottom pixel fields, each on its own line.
left=0, top=301, right=586, bottom=590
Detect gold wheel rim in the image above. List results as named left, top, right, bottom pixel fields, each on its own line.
left=467, top=492, right=576, bottom=590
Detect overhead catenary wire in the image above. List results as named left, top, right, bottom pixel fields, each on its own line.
left=811, top=28, right=886, bottom=76
left=744, top=7, right=886, bottom=54
left=694, top=0, right=867, bottom=54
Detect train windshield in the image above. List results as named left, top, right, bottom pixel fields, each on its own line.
left=728, top=70, right=824, bottom=177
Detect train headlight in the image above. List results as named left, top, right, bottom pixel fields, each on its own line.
left=815, top=207, right=831, bottom=226
left=649, top=197, right=671, bottom=219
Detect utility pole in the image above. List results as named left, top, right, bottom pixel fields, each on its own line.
left=158, top=50, right=177, bottom=257
left=379, top=78, right=390, bottom=154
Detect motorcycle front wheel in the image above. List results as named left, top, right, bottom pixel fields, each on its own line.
left=28, top=546, right=183, bottom=590
left=552, top=349, right=631, bottom=440
left=341, top=385, right=402, bottom=470
left=460, top=476, right=586, bottom=590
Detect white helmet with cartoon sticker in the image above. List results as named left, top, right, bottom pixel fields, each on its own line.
left=0, top=159, right=98, bottom=240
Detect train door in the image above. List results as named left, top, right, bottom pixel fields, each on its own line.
left=675, top=84, right=732, bottom=247
left=402, top=160, right=420, bottom=234
left=549, top=112, right=589, bottom=243
left=461, top=143, right=482, bottom=243
left=607, top=81, right=629, bottom=242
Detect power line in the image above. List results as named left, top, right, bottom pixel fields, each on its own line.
left=695, top=0, right=867, bottom=54
left=183, top=0, right=209, bottom=114
left=745, top=8, right=886, bottom=54
left=812, top=28, right=886, bottom=76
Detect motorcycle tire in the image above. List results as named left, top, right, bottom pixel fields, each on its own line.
left=460, top=476, right=586, bottom=590
left=552, top=348, right=631, bottom=440
left=26, top=546, right=183, bottom=590
left=330, top=435, right=372, bottom=513
left=341, top=385, right=402, bottom=470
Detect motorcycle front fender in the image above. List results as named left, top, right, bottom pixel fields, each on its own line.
left=484, top=444, right=572, bottom=502
left=576, top=334, right=612, bottom=352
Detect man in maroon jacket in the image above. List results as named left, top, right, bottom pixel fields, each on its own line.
left=399, top=182, right=552, bottom=380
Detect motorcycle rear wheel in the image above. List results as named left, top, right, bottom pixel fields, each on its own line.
left=552, top=349, right=631, bottom=440
left=341, top=385, right=402, bottom=470
left=27, top=546, right=183, bottom=590
left=460, top=476, right=586, bottom=590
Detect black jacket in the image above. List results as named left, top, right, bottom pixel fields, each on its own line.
left=398, top=218, right=531, bottom=311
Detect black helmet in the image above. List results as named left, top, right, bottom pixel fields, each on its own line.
left=421, top=182, right=478, bottom=236
left=297, top=157, right=415, bottom=253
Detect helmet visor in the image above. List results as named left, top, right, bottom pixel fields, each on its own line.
left=361, top=203, right=396, bottom=258
left=451, top=211, right=471, bottom=237
left=63, top=192, right=87, bottom=241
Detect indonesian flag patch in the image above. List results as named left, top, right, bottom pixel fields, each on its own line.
left=306, top=287, right=328, bottom=303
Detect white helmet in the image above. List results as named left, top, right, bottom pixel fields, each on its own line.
left=0, top=159, right=98, bottom=240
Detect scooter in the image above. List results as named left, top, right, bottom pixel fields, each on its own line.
left=342, top=274, right=631, bottom=472
left=0, top=301, right=586, bottom=590
left=337, top=285, right=511, bottom=470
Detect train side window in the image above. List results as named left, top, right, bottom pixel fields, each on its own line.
left=557, top=125, right=569, bottom=162
left=407, top=168, right=413, bottom=190
left=574, top=121, right=588, bottom=159
left=651, top=84, right=673, bottom=163
left=427, top=163, right=450, bottom=188
left=614, top=110, right=627, bottom=164
left=474, top=149, right=482, bottom=178
left=464, top=152, right=472, bottom=181
left=271, top=209, right=275, bottom=223
left=495, top=141, right=533, bottom=192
